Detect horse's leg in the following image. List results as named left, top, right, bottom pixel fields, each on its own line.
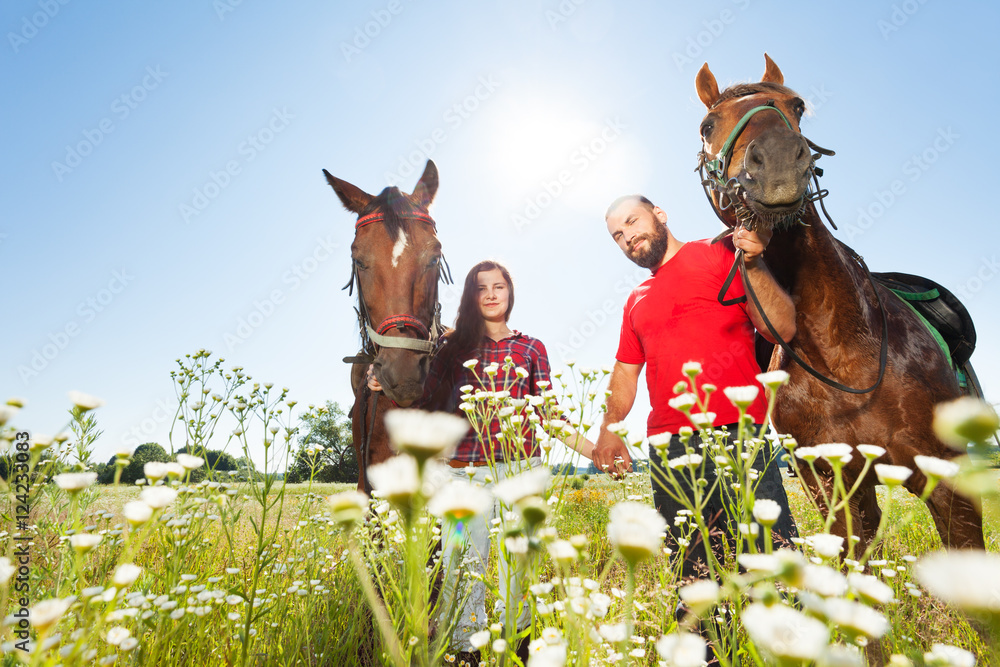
left=923, top=480, right=985, bottom=550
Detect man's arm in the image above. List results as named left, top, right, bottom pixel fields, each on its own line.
left=593, top=360, right=643, bottom=477
left=734, top=224, right=797, bottom=343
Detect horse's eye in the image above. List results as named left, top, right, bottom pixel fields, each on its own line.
left=700, top=122, right=713, bottom=138
left=427, top=257, right=440, bottom=270
left=353, top=258, right=367, bottom=270
left=793, top=101, right=805, bottom=118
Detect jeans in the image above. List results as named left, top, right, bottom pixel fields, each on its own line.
left=438, top=458, right=539, bottom=652
left=648, top=424, right=798, bottom=581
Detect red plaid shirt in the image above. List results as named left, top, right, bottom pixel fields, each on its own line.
left=418, top=331, right=554, bottom=463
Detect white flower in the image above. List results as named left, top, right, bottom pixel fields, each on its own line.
left=648, top=432, right=672, bottom=448
left=369, top=455, right=421, bottom=506
left=681, top=361, right=702, bottom=376
left=69, top=533, right=102, bottom=553
left=428, top=481, right=492, bottom=522
left=737, top=553, right=781, bottom=574
left=913, top=455, right=960, bottom=480
left=756, top=370, right=791, bottom=389
left=915, top=549, right=1000, bottom=617
left=466, top=628, right=490, bottom=649
left=0, top=405, right=18, bottom=426
left=383, top=409, right=469, bottom=461
left=492, top=638, right=507, bottom=654
left=795, top=446, right=820, bottom=462
left=856, top=444, right=885, bottom=460
left=53, top=472, right=97, bottom=492
left=689, top=412, right=716, bottom=429
left=874, top=464, right=912, bottom=486
left=598, top=623, right=627, bottom=643
left=820, top=598, right=889, bottom=639
left=164, top=462, right=186, bottom=479
left=817, top=644, right=865, bottom=667
left=606, top=421, right=629, bottom=436
left=667, top=393, right=697, bottom=412
left=805, top=533, right=844, bottom=559
left=924, top=643, right=976, bottom=667
left=493, top=468, right=550, bottom=506
left=752, top=499, right=782, bottom=527
left=140, top=486, right=178, bottom=509
left=177, top=454, right=204, bottom=470
left=667, top=454, right=703, bottom=469
left=144, top=461, right=170, bottom=483
left=546, top=539, right=577, bottom=563
left=607, top=502, right=667, bottom=565
left=30, top=597, right=72, bottom=632
left=933, top=397, right=999, bottom=448
left=462, top=359, right=479, bottom=370
left=814, top=443, right=854, bottom=464
left=327, top=490, right=369, bottom=525
left=723, top=385, right=759, bottom=409
left=654, top=632, right=707, bottom=667
left=742, top=603, right=829, bottom=661
left=106, top=626, right=131, bottom=646
left=0, top=557, right=15, bottom=586
left=847, top=572, right=894, bottom=605
left=801, top=565, right=848, bottom=597
left=123, top=501, right=154, bottom=526
left=68, top=390, right=105, bottom=411
left=113, top=564, right=142, bottom=587
left=678, top=579, right=719, bottom=614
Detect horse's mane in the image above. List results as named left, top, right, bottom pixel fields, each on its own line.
left=360, top=186, right=427, bottom=237
left=712, top=82, right=799, bottom=109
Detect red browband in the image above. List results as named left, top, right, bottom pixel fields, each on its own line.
left=355, top=211, right=436, bottom=230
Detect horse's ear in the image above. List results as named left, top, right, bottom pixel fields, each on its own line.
left=322, top=169, right=373, bottom=213
left=411, top=160, right=438, bottom=209
left=761, top=53, right=784, bottom=85
left=695, top=63, right=721, bottom=108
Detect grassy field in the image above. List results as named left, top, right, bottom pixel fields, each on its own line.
left=17, top=469, right=991, bottom=666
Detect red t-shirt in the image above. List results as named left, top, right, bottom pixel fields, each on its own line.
left=616, top=238, right=769, bottom=435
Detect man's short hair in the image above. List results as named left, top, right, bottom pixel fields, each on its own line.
left=606, top=194, right=655, bottom=219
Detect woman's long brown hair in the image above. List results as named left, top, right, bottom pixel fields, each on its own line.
left=446, top=260, right=515, bottom=358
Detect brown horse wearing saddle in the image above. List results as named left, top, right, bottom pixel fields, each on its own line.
left=693, top=55, right=984, bottom=557
left=323, top=160, right=451, bottom=494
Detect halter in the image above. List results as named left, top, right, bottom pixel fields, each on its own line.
left=342, top=210, right=453, bottom=360
left=698, top=98, right=889, bottom=395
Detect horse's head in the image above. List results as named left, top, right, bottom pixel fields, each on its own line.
left=324, top=161, right=444, bottom=406
left=696, top=54, right=829, bottom=231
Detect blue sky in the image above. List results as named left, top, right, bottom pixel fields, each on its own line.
left=4, top=0, right=999, bottom=470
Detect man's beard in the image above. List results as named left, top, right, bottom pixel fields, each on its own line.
left=627, top=225, right=668, bottom=269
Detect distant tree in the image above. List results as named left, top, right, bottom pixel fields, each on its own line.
left=286, top=402, right=356, bottom=484
left=105, top=442, right=170, bottom=484
left=176, top=445, right=238, bottom=482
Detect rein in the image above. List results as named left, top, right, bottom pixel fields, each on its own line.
left=342, top=208, right=453, bottom=494
left=701, top=102, right=889, bottom=395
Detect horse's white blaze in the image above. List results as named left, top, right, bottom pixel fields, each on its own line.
left=391, top=230, right=408, bottom=267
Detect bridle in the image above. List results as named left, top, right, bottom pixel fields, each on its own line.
left=698, top=100, right=890, bottom=396
left=342, top=207, right=453, bottom=494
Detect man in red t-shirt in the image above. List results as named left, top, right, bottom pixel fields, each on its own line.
left=594, top=194, right=798, bottom=580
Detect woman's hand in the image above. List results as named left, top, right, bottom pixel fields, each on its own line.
left=366, top=364, right=383, bottom=392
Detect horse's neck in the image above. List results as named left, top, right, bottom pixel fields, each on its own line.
left=768, top=205, right=877, bottom=334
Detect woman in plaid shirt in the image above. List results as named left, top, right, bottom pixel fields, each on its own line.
left=370, top=260, right=594, bottom=662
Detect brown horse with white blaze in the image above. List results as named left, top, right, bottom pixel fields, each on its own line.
left=694, top=55, right=984, bottom=554
left=324, top=160, right=448, bottom=493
